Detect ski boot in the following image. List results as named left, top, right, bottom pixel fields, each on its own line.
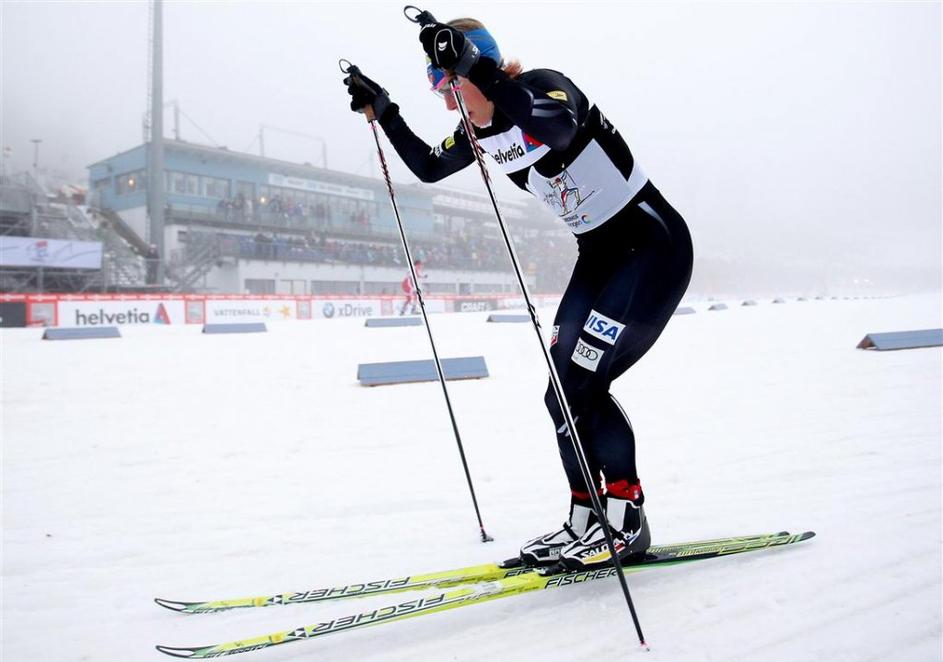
left=560, top=480, right=650, bottom=570
left=519, top=493, right=602, bottom=567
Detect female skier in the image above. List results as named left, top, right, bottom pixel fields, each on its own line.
left=344, top=18, right=693, bottom=570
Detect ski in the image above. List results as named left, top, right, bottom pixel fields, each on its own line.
left=156, top=531, right=814, bottom=658
left=155, top=531, right=789, bottom=614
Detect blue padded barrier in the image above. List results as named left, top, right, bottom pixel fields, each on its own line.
left=202, top=323, right=267, bottom=334
left=43, top=327, right=121, bottom=340
left=365, top=317, right=423, bottom=327
left=487, top=314, right=531, bottom=323
left=856, top=329, right=943, bottom=351
left=357, top=356, right=489, bottom=386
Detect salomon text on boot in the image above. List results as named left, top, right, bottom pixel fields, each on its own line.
left=559, top=480, right=650, bottom=570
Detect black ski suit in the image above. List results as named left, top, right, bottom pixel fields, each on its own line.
left=376, top=60, right=693, bottom=496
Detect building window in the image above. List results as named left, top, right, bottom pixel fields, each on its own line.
left=201, top=176, right=231, bottom=199
left=168, top=172, right=184, bottom=194
left=116, top=170, right=146, bottom=195
left=244, top=278, right=276, bottom=295
left=168, top=171, right=200, bottom=196
left=310, top=280, right=359, bottom=295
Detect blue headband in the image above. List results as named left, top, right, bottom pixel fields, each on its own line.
left=427, top=27, right=502, bottom=92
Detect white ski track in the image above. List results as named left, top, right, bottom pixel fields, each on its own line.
left=2, top=293, right=940, bottom=661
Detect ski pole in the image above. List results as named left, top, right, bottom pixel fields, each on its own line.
left=403, top=6, right=648, bottom=648
left=340, top=58, right=493, bottom=544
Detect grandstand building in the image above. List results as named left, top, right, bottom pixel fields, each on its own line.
left=85, top=140, right=574, bottom=296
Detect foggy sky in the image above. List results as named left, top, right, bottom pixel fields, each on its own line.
left=2, top=1, right=941, bottom=282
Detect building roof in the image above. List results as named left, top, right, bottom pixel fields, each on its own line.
left=90, top=139, right=388, bottom=191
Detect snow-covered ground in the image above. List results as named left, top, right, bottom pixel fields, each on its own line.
left=3, top=293, right=941, bottom=662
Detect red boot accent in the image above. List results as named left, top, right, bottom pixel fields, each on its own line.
left=606, top=479, right=643, bottom=502
left=570, top=488, right=604, bottom=501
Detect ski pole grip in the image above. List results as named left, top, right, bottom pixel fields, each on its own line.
left=338, top=60, right=375, bottom=122
left=404, top=5, right=436, bottom=24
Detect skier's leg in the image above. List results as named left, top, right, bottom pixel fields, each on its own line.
left=588, top=190, right=693, bottom=487
left=522, top=257, right=608, bottom=565
left=542, top=255, right=608, bottom=497
left=556, top=193, right=693, bottom=569
left=534, top=189, right=692, bottom=567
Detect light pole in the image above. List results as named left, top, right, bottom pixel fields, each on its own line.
left=30, top=139, right=42, bottom=177
left=147, top=0, right=165, bottom=287
left=1, top=146, right=11, bottom=180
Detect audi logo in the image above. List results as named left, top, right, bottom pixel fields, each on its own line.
left=576, top=342, right=599, bottom=360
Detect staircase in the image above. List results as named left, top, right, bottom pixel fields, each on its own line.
left=71, top=206, right=147, bottom=290
left=165, top=236, right=222, bottom=292
left=92, top=206, right=151, bottom=256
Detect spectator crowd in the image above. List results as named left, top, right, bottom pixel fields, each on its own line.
left=213, top=192, right=373, bottom=231
left=185, top=228, right=573, bottom=286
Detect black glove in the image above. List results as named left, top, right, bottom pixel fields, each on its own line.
left=343, top=71, right=393, bottom=121
left=419, top=22, right=479, bottom=76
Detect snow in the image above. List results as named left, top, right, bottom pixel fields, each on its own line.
left=2, top=294, right=941, bottom=661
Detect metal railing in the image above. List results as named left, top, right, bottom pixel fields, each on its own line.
left=165, top=233, right=221, bottom=292
left=72, top=205, right=147, bottom=289
left=165, top=203, right=441, bottom=243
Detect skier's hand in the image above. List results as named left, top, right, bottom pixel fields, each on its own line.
left=343, top=71, right=393, bottom=121
left=419, top=22, right=479, bottom=76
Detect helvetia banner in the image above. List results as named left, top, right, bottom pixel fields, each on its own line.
left=58, top=300, right=184, bottom=326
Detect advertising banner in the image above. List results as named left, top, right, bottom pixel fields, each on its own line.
left=422, top=298, right=448, bottom=314
left=7, top=294, right=561, bottom=328
left=0, top=302, right=27, bottom=327
left=57, top=300, right=185, bottom=327
left=498, top=297, right=527, bottom=310
left=453, top=298, right=497, bottom=313
left=267, top=174, right=374, bottom=201
left=204, top=299, right=298, bottom=323
left=311, top=298, right=382, bottom=319
left=0, top=237, right=103, bottom=269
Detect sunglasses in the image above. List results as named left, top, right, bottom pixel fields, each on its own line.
left=426, top=62, right=456, bottom=99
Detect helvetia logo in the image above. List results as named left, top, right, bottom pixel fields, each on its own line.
left=75, top=307, right=158, bottom=326
left=491, top=143, right=526, bottom=165
left=153, top=303, right=171, bottom=324
left=522, top=132, right=543, bottom=153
